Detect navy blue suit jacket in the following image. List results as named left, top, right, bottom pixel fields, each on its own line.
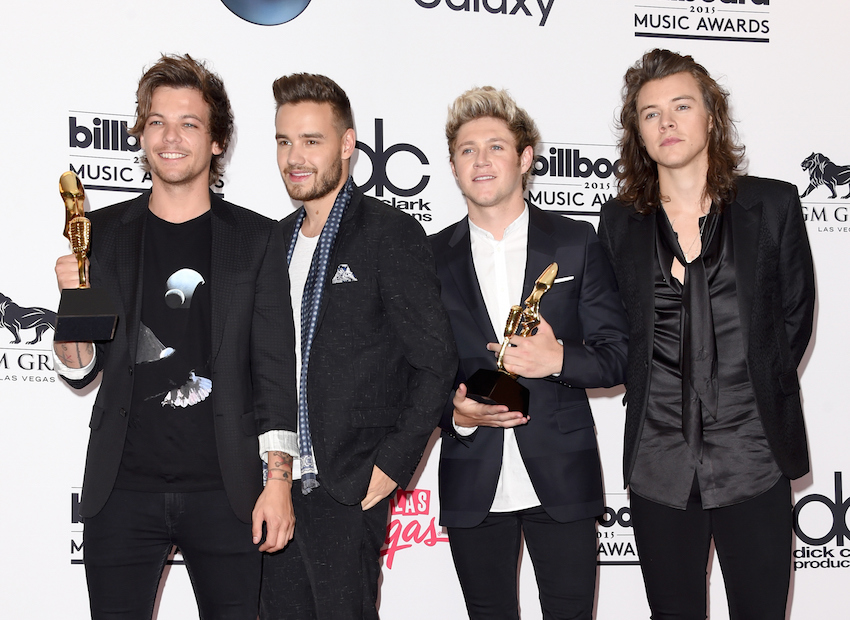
left=431, top=205, right=628, bottom=528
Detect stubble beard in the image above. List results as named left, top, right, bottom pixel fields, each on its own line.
left=285, top=155, right=344, bottom=203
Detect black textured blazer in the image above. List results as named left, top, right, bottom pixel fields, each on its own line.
left=278, top=186, right=457, bottom=506
left=598, top=176, right=815, bottom=485
left=62, top=191, right=297, bottom=523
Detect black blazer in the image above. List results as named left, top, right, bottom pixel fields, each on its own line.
left=279, top=186, right=457, bottom=506
left=598, top=176, right=815, bottom=485
left=431, top=205, right=629, bottom=528
left=62, top=191, right=297, bottom=523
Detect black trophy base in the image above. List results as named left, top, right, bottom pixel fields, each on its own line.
left=465, top=368, right=529, bottom=415
left=54, top=288, right=118, bottom=342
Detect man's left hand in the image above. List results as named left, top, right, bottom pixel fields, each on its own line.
left=486, top=315, right=564, bottom=378
left=361, top=465, right=397, bottom=510
left=252, top=480, right=295, bottom=553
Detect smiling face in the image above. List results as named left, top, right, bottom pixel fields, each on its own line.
left=636, top=71, right=712, bottom=178
left=274, top=101, right=354, bottom=206
left=139, top=86, right=221, bottom=189
left=450, top=116, right=533, bottom=215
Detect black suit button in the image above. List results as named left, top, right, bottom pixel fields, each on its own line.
left=119, top=408, right=127, bottom=417
left=128, top=366, right=133, bottom=375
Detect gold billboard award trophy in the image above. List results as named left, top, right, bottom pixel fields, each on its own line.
left=465, top=263, right=559, bottom=415
left=54, top=171, right=118, bottom=342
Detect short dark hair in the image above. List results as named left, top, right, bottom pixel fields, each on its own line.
left=271, top=73, right=353, bottom=135
left=616, top=49, right=745, bottom=214
left=130, top=54, right=233, bottom=185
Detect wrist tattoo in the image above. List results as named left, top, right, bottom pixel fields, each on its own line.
left=270, top=451, right=293, bottom=470
left=268, top=468, right=291, bottom=483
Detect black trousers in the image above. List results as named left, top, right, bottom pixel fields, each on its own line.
left=447, top=507, right=597, bottom=620
left=630, top=477, right=792, bottom=620
left=261, top=481, right=391, bottom=620
left=83, top=488, right=261, bottom=620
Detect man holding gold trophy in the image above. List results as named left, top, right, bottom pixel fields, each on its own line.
left=430, top=87, right=629, bottom=619
left=52, top=54, right=297, bottom=619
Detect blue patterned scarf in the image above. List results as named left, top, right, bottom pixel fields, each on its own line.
left=285, top=177, right=354, bottom=493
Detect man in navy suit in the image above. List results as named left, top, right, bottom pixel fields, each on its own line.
left=430, top=87, right=628, bottom=619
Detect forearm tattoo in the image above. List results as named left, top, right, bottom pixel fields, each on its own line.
left=57, top=342, right=93, bottom=368
left=267, top=450, right=293, bottom=483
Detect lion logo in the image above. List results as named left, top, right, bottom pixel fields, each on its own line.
left=0, top=292, right=57, bottom=344
left=800, top=153, right=850, bottom=199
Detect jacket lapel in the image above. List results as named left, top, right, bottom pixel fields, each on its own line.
left=629, top=210, right=657, bottom=367
left=445, top=218, right=498, bottom=343
left=115, top=194, right=148, bottom=365
left=210, top=193, right=239, bottom=363
left=730, top=195, right=762, bottom=356
left=524, top=205, right=559, bottom=300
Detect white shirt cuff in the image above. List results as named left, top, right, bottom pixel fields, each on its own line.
left=259, top=430, right=298, bottom=461
left=53, top=347, right=97, bottom=380
left=452, top=418, right=478, bottom=436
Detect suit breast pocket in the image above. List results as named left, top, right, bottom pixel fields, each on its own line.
left=554, top=402, right=594, bottom=434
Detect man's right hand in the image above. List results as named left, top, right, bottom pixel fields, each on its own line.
left=452, top=383, right=529, bottom=429
left=53, top=253, right=94, bottom=369
left=55, top=253, right=88, bottom=290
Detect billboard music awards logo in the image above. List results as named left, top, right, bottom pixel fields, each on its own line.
left=798, top=151, right=850, bottom=234
left=527, top=142, right=620, bottom=218
left=597, top=493, right=639, bottom=565
left=68, top=111, right=151, bottom=196
left=381, top=489, right=448, bottom=569
left=634, top=0, right=770, bottom=43
left=355, top=119, right=433, bottom=223
left=793, top=473, right=850, bottom=571
left=220, top=0, right=311, bottom=25
left=414, top=0, right=556, bottom=27
left=0, top=291, right=57, bottom=385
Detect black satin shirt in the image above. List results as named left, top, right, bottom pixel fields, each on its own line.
left=629, top=211, right=782, bottom=509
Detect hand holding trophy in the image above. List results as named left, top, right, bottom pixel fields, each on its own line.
left=54, top=171, right=118, bottom=342
left=465, top=262, right=559, bottom=414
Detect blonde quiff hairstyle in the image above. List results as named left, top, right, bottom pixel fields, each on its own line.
left=446, top=86, right=540, bottom=190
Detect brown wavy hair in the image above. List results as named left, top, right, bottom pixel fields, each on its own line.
left=446, top=86, right=540, bottom=190
left=130, top=54, right=233, bottom=186
left=615, top=49, right=745, bottom=214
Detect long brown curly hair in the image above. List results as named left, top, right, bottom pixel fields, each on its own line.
left=615, top=49, right=745, bottom=214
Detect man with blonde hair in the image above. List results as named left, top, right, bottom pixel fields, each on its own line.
left=431, top=86, right=628, bottom=619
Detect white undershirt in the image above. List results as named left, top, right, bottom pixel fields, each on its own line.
left=457, top=207, right=541, bottom=512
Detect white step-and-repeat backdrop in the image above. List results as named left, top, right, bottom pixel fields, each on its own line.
left=2, top=1, right=847, bottom=618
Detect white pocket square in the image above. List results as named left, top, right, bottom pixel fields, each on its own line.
left=553, top=275, right=574, bottom=284
left=331, top=264, right=358, bottom=284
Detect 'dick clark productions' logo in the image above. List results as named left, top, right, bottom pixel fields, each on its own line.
left=414, top=0, right=556, bottom=27
left=0, top=291, right=57, bottom=385
left=355, top=119, right=433, bottom=223
left=634, top=0, right=771, bottom=43
left=793, top=473, right=850, bottom=571
left=798, top=151, right=850, bottom=234
left=527, top=142, right=620, bottom=218
left=221, top=0, right=311, bottom=25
